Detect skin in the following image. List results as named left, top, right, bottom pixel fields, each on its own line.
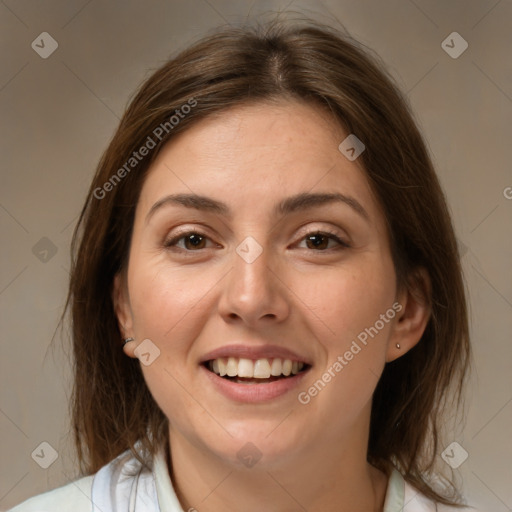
left=113, top=100, right=430, bottom=512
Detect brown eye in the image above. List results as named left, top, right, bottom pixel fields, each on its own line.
left=164, top=231, right=211, bottom=251
left=300, top=231, right=350, bottom=251
left=164, top=229, right=349, bottom=253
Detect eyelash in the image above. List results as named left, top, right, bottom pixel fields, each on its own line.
left=163, top=229, right=350, bottom=253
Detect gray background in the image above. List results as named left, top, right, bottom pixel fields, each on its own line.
left=1, top=0, right=511, bottom=510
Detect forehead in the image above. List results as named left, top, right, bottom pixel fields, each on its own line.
left=136, top=100, right=381, bottom=223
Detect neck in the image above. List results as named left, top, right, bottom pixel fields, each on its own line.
left=165, top=417, right=388, bottom=512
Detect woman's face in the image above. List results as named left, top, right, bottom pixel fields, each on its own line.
left=114, top=100, right=419, bottom=468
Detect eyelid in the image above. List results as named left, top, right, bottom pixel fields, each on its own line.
left=294, top=222, right=350, bottom=245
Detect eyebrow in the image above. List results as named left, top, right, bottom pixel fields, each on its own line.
left=145, top=191, right=369, bottom=224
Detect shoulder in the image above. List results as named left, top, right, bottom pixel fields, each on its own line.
left=8, top=445, right=167, bottom=512
left=7, top=474, right=95, bottom=512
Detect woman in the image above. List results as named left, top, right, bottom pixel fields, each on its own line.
left=9, top=18, right=476, bottom=512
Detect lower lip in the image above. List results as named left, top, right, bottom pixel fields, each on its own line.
left=200, top=364, right=310, bottom=403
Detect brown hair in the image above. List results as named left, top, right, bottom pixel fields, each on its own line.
left=62, top=18, right=471, bottom=506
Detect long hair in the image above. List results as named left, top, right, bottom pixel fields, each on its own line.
left=61, top=18, right=470, bottom=506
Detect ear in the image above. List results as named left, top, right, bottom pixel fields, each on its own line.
left=386, top=267, right=431, bottom=363
left=112, top=272, right=137, bottom=358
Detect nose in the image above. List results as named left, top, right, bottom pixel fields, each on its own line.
left=217, top=240, right=290, bottom=328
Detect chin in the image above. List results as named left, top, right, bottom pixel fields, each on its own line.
left=199, top=421, right=306, bottom=469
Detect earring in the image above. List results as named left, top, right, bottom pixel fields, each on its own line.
left=123, top=337, right=135, bottom=346
left=396, top=343, right=401, bottom=349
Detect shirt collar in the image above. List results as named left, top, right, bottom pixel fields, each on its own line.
left=153, top=444, right=186, bottom=511
left=383, top=467, right=406, bottom=511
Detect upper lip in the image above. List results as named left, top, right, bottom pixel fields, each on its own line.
left=200, top=344, right=312, bottom=365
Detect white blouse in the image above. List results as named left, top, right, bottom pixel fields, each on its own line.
left=8, top=444, right=478, bottom=512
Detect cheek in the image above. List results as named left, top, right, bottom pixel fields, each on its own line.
left=294, top=257, right=396, bottom=346
left=128, top=263, right=210, bottom=424
left=128, top=258, right=209, bottom=340
left=296, top=263, right=396, bottom=420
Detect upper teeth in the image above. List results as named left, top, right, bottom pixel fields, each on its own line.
left=209, top=357, right=305, bottom=378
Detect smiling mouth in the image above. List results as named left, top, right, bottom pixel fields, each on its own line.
left=203, top=357, right=310, bottom=384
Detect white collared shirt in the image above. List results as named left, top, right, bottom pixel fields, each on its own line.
left=8, top=443, right=478, bottom=512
